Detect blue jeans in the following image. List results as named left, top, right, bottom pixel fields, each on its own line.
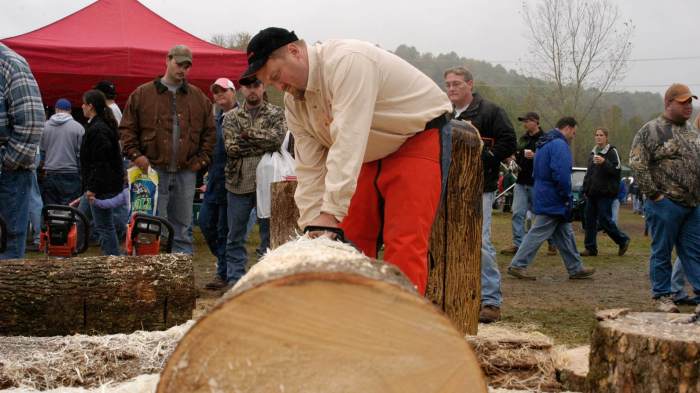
left=28, top=169, right=42, bottom=245
left=481, top=192, right=502, bottom=307
left=584, top=196, right=629, bottom=253
left=645, top=198, right=700, bottom=298
left=257, top=217, right=270, bottom=257
left=611, top=199, right=620, bottom=224
left=511, top=184, right=534, bottom=247
left=226, top=192, right=256, bottom=284
left=199, top=200, right=228, bottom=280
left=41, top=171, right=82, bottom=206
left=155, top=169, right=196, bottom=254
left=0, top=169, right=32, bottom=259
left=510, top=214, right=587, bottom=275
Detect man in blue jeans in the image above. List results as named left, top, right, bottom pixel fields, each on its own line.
left=0, top=43, right=45, bottom=259
left=629, top=83, right=700, bottom=313
left=507, top=117, right=595, bottom=281
left=201, top=78, right=237, bottom=290
left=223, top=77, right=285, bottom=286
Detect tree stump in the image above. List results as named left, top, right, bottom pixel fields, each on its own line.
left=427, top=121, right=483, bottom=335
left=0, top=254, right=195, bottom=336
left=587, top=309, right=700, bottom=393
left=158, top=238, right=487, bottom=393
left=270, top=180, right=300, bottom=249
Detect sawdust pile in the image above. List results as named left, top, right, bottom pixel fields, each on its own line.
left=0, top=322, right=192, bottom=391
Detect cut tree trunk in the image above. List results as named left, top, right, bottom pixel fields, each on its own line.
left=158, top=238, right=487, bottom=393
left=0, top=254, right=195, bottom=336
left=587, top=309, right=700, bottom=393
left=270, top=180, right=300, bottom=249
left=427, top=121, right=483, bottom=335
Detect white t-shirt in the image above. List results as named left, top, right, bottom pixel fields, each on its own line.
left=109, top=102, right=122, bottom=126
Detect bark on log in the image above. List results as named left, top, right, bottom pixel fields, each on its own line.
left=270, top=180, right=300, bottom=249
left=158, top=238, right=487, bottom=393
left=427, top=121, right=483, bottom=335
left=0, top=254, right=195, bottom=336
left=587, top=309, right=700, bottom=393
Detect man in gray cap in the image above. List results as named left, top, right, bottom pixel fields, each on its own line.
left=120, top=44, right=215, bottom=254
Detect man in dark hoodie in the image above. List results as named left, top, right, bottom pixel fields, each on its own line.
left=39, top=98, right=84, bottom=205
left=507, top=117, right=595, bottom=280
left=444, top=66, right=517, bottom=323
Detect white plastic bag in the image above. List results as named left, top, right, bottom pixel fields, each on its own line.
left=256, top=131, right=296, bottom=218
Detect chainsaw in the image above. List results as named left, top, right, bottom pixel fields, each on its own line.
left=125, top=213, right=174, bottom=256
left=39, top=205, right=89, bottom=257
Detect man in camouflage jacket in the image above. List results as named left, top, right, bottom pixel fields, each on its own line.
left=223, top=77, right=286, bottom=285
left=629, top=83, right=700, bottom=313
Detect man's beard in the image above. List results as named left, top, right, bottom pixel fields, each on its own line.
left=246, top=95, right=261, bottom=107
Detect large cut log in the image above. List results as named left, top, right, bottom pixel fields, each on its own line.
left=427, top=121, right=483, bottom=335
left=270, top=180, right=300, bottom=249
left=158, top=238, right=487, bottom=393
left=0, top=254, right=195, bottom=336
left=587, top=309, right=700, bottom=393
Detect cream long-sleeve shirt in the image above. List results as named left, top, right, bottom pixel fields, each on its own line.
left=285, top=39, right=452, bottom=228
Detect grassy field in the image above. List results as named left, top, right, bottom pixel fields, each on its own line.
left=28, top=203, right=693, bottom=347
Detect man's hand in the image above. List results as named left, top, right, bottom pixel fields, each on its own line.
left=524, top=149, right=535, bottom=159
left=86, top=190, right=96, bottom=205
left=134, top=155, right=150, bottom=172
left=306, top=213, right=340, bottom=239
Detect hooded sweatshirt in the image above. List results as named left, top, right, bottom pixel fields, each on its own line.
left=40, top=112, right=85, bottom=172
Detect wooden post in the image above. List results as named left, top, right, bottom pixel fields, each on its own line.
left=270, top=180, right=300, bottom=249
left=427, top=122, right=483, bottom=335
left=587, top=309, right=700, bottom=393
left=0, top=254, right=195, bottom=336
left=158, top=238, right=487, bottom=393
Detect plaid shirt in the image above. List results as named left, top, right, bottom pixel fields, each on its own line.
left=223, top=102, right=286, bottom=194
left=0, top=44, right=44, bottom=171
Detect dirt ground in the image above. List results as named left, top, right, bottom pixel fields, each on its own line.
left=26, top=203, right=693, bottom=347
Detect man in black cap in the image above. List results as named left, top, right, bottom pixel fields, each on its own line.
left=239, top=27, right=452, bottom=295
left=94, top=80, right=122, bottom=125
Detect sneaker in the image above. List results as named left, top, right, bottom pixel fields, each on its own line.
left=507, top=266, right=537, bottom=280
left=580, top=249, right=597, bottom=257
left=569, top=267, right=596, bottom=280
left=618, top=239, right=630, bottom=256
left=500, top=245, right=518, bottom=255
left=655, top=295, right=680, bottom=313
left=204, top=276, right=228, bottom=290
left=547, top=243, right=558, bottom=256
left=479, top=305, right=501, bottom=323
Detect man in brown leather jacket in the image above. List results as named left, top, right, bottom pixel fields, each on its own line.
left=120, top=44, right=215, bottom=254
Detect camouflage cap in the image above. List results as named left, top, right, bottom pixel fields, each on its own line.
left=665, top=83, right=697, bottom=103
left=168, top=45, right=193, bottom=65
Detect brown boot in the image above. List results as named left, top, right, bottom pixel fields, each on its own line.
left=547, top=243, right=558, bottom=256
left=580, top=249, right=597, bottom=257
left=204, top=276, right=228, bottom=290
left=479, top=305, right=501, bottom=323
left=569, top=267, right=596, bottom=280
left=500, top=245, right=518, bottom=255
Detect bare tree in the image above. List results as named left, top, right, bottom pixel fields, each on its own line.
left=522, top=0, right=633, bottom=122
left=210, top=32, right=252, bottom=50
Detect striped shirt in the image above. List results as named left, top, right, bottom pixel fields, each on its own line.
left=0, top=43, right=45, bottom=171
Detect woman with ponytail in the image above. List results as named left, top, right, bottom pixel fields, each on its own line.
left=79, top=89, right=125, bottom=255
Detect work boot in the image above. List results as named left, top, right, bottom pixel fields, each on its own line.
left=507, top=266, right=537, bottom=280
left=618, top=239, right=630, bottom=256
left=569, top=267, right=596, bottom=280
left=204, top=276, right=227, bottom=290
left=479, top=305, right=501, bottom=323
left=580, top=249, right=597, bottom=257
left=655, top=295, right=680, bottom=313
left=547, top=243, right=558, bottom=256
left=500, top=245, right=518, bottom=255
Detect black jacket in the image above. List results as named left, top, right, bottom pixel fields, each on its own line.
left=80, top=116, right=125, bottom=199
left=514, top=128, right=545, bottom=186
left=454, top=93, right=516, bottom=192
left=582, top=144, right=622, bottom=198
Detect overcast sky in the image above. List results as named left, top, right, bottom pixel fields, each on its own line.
left=2, top=0, right=699, bottom=97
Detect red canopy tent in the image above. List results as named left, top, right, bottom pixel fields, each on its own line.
left=1, top=0, right=247, bottom=108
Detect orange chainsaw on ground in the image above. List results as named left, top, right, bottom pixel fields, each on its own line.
left=39, top=205, right=89, bottom=257
left=125, top=213, right=174, bottom=256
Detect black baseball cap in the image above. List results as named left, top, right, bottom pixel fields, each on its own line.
left=517, top=112, right=540, bottom=122
left=240, top=27, right=299, bottom=79
left=94, top=80, right=117, bottom=99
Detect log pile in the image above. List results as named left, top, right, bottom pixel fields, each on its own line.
left=0, top=254, right=195, bottom=336
left=588, top=309, right=700, bottom=393
left=158, top=237, right=487, bottom=393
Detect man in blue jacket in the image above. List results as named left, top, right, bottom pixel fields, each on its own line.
left=507, top=117, right=595, bottom=280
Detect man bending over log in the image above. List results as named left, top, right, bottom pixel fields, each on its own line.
left=239, top=27, right=452, bottom=294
